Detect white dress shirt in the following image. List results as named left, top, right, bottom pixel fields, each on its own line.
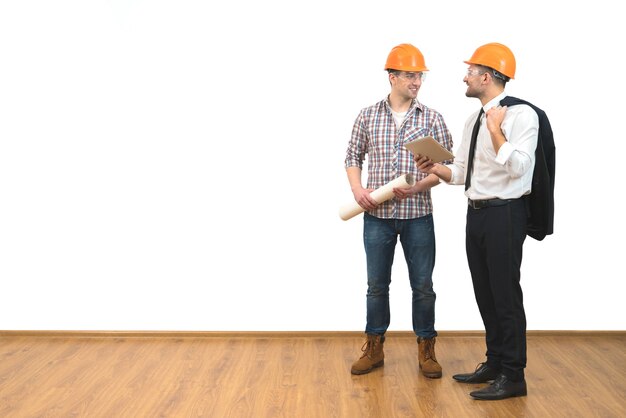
left=447, top=92, right=539, bottom=200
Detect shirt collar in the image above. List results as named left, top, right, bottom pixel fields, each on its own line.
left=483, top=91, right=507, bottom=113
left=384, top=97, right=423, bottom=114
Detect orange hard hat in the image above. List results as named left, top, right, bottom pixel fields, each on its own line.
left=464, top=43, right=516, bottom=79
left=384, top=44, right=428, bottom=72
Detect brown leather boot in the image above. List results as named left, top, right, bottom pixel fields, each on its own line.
left=417, top=336, right=442, bottom=378
left=351, top=334, right=384, bottom=375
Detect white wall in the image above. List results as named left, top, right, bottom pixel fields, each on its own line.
left=1, top=0, right=624, bottom=331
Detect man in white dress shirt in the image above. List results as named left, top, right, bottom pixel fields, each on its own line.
left=415, top=43, right=539, bottom=400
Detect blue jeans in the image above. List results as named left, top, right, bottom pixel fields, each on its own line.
left=363, top=213, right=437, bottom=339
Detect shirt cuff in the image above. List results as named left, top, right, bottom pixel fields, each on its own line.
left=495, top=141, right=514, bottom=165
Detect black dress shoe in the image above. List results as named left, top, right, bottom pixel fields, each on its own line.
left=470, top=374, right=527, bottom=400
left=453, top=362, right=500, bottom=383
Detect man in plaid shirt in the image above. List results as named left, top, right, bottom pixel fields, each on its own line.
left=345, top=44, right=453, bottom=378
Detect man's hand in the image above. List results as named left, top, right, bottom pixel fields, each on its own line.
left=486, top=105, right=507, bottom=135
left=393, top=185, right=415, bottom=200
left=486, top=105, right=508, bottom=153
left=353, top=187, right=378, bottom=211
left=414, top=154, right=436, bottom=174
left=414, top=154, right=452, bottom=183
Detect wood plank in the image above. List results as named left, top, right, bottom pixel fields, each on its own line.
left=0, top=334, right=624, bottom=417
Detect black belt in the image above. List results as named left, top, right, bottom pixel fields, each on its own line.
left=468, top=198, right=515, bottom=209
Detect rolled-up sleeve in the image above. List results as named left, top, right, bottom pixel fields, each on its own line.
left=345, top=111, right=368, bottom=169
left=430, top=112, right=454, bottom=164
left=495, top=106, right=539, bottom=178
left=447, top=113, right=475, bottom=185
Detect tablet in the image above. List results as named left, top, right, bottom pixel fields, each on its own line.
left=404, top=136, right=454, bottom=163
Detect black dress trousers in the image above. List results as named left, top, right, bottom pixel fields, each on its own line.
left=465, top=198, right=527, bottom=381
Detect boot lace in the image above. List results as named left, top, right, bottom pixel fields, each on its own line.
left=360, top=337, right=379, bottom=359
left=421, top=337, right=437, bottom=361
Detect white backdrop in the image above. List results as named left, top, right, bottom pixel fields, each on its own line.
left=1, top=1, right=624, bottom=331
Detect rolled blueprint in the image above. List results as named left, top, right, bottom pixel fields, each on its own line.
left=339, top=173, right=416, bottom=221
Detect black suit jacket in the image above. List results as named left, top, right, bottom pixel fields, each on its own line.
left=500, top=96, right=555, bottom=241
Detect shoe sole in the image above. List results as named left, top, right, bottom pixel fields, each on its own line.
left=419, top=365, right=442, bottom=379
left=351, top=360, right=384, bottom=375
left=453, top=377, right=497, bottom=384
left=470, top=390, right=527, bottom=401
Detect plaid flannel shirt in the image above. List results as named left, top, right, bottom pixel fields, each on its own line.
left=345, top=98, right=453, bottom=219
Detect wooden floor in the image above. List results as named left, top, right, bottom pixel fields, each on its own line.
left=0, top=332, right=624, bottom=417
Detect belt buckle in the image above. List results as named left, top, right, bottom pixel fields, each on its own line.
left=468, top=199, right=486, bottom=209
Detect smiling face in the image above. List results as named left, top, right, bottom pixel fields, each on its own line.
left=390, top=71, right=424, bottom=101
left=463, top=65, right=487, bottom=99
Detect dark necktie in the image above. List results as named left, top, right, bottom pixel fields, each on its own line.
left=465, top=108, right=484, bottom=191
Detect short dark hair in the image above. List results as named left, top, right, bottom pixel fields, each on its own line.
left=490, top=69, right=510, bottom=83
left=473, top=65, right=508, bottom=87
left=478, top=65, right=509, bottom=86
